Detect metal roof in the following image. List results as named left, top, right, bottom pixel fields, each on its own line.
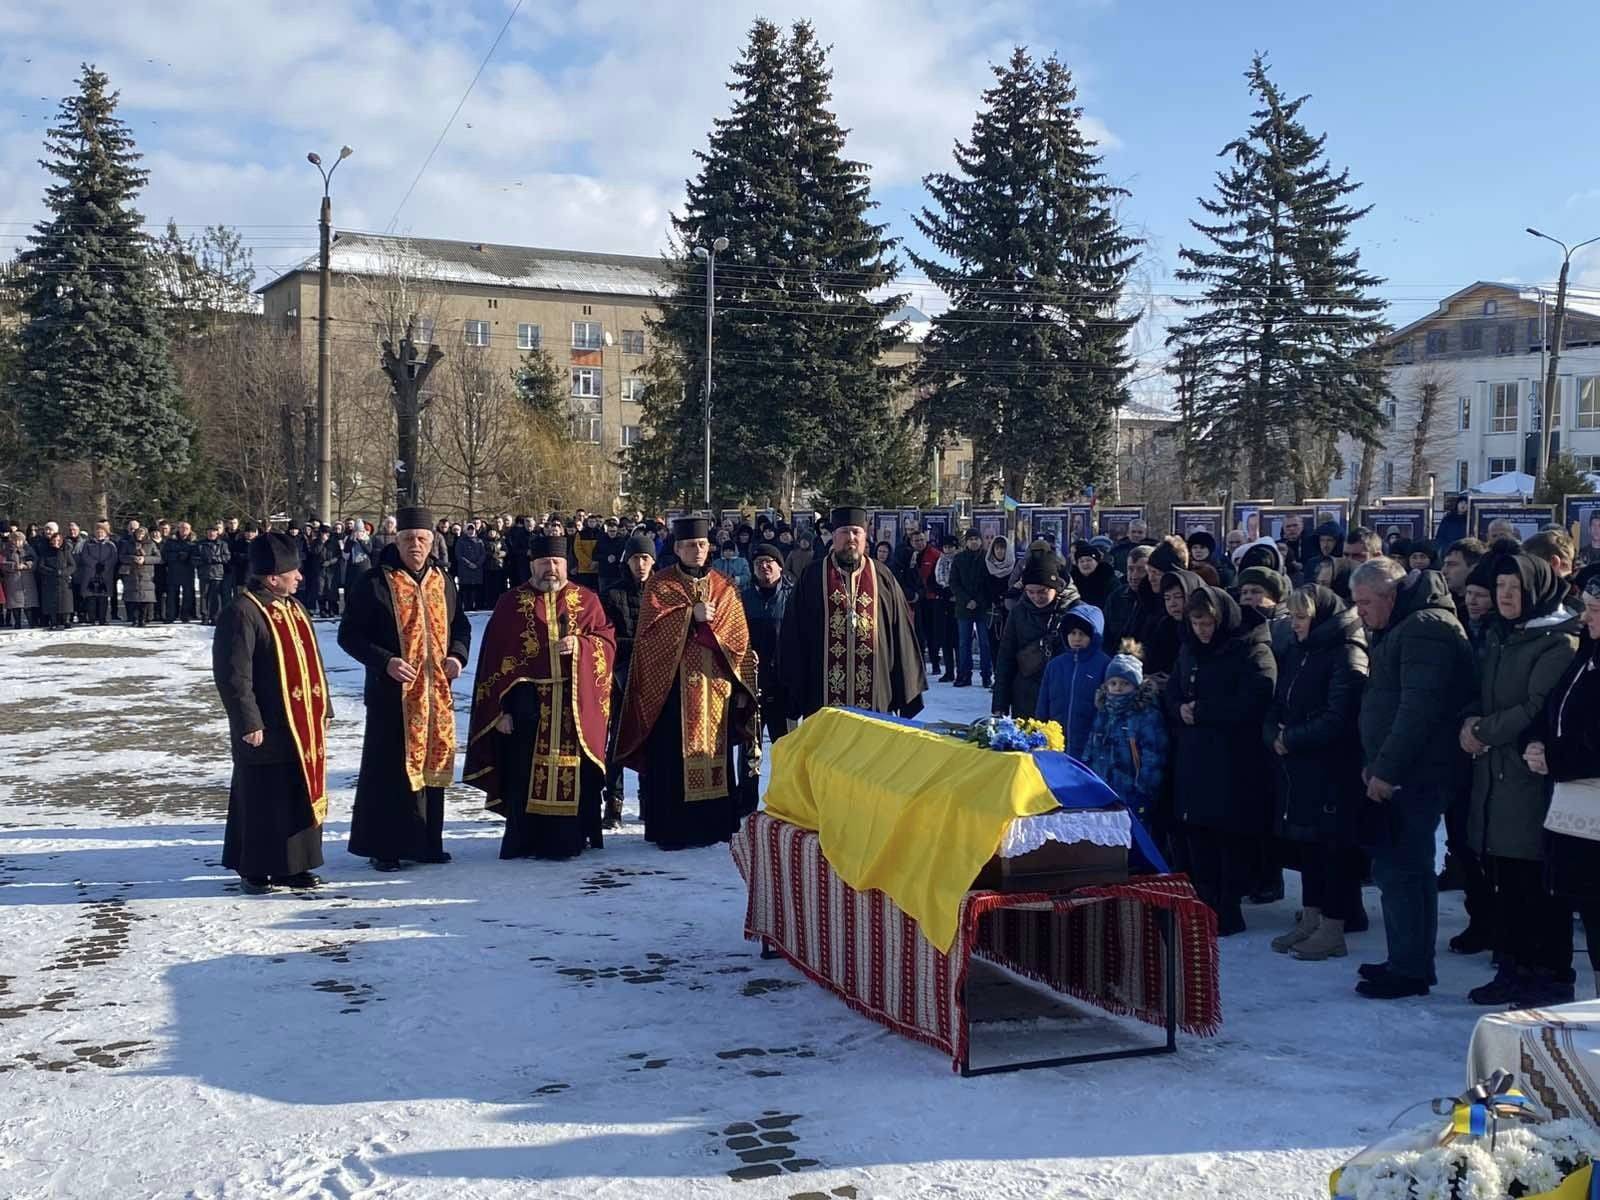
left=256, top=230, right=672, bottom=298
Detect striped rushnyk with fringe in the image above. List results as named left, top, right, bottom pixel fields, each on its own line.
left=730, top=812, right=1221, bottom=1071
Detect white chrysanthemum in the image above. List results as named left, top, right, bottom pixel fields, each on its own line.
left=1411, top=1178, right=1449, bottom=1200
left=1334, top=1164, right=1368, bottom=1199
left=1455, top=1144, right=1504, bottom=1200
left=1360, top=1173, right=1412, bottom=1200
left=1494, top=1138, right=1532, bottom=1176
left=1520, top=1150, right=1563, bottom=1194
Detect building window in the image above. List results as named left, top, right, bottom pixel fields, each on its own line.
left=621, top=329, right=645, bottom=355
left=572, top=321, right=603, bottom=350
left=570, top=414, right=602, bottom=443
left=1382, top=461, right=1395, bottom=493
left=1463, top=324, right=1484, bottom=352
left=1491, top=382, right=1518, bottom=432
left=570, top=367, right=602, bottom=398
left=957, top=459, right=973, bottom=482
left=1483, top=299, right=1498, bottom=315
left=1456, top=460, right=1470, bottom=491
left=1487, top=456, right=1518, bottom=478
left=1571, top=454, right=1600, bottom=474
left=487, top=298, right=499, bottom=310
left=1528, top=317, right=1542, bottom=349
left=1579, top=377, right=1600, bottom=429
left=517, top=323, right=541, bottom=350
left=621, top=377, right=643, bottom=403
left=618, top=465, right=632, bottom=496
left=1393, top=339, right=1413, bottom=363
left=1384, top=399, right=1398, bottom=420
left=1459, top=394, right=1471, bottom=431
left=1424, top=330, right=1446, bottom=356
left=1496, top=323, right=1515, bottom=355
left=414, top=317, right=435, bottom=346
left=621, top=424, right=641, bottom=448
left=464, top=319, right=490, bottom=347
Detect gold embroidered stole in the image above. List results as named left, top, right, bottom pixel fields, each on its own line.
left=679, top=572, right=736, bottom=802
left=243, top=592, right=330, bottom=822
left=526, top=586, right=586, bottom=817
left=386, top=566, right=456, bottom=793
left=823, top=557, right=878, bottom=708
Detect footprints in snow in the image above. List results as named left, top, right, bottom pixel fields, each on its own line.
left=579, top=866, right=670, bottom=895
left=556, top=950, right=679, bottom=987
left=9, top=1039, right=151, bottom=1073
left=717, top=1112, right=822, bottom=1182
left=715, top=1045, right=817, bottom=1078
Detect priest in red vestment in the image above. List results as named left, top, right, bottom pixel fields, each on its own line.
left=614, top=516, right=759, bottom=849
left=778, top=506, right=927, bottom=722
left=463, top=535, right=615, bottom=860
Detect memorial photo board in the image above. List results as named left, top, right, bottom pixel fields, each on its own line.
left=1257, top=506, right=1314, bottom=543
left=1030, top=507, right=1069, bottom=550
left=974, top=508, right=1007, bottom=549
left=1565, top=496, right=1600, bottom=563
left=1361, top=505, right=1433, bottom=550
left=1096, top=506, right=1146, bottom=541
left=922, top=507, right=952, bottom=547
left=1471, top=502, right=1555, bottom=542
left=1229, top=500, right=1273, bottom=539
left=1170, top=505, right=1224, bottom=541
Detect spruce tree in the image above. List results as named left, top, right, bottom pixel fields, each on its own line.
left=1167, top=55, right=1387, bottom=499
left=911, top=48, right=1141, bottom=502
left=15, top=64, right=188, bottom=518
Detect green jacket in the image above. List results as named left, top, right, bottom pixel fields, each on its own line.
left=1358, top=571, right=1475, bottom=787
left=1467, top=612, right=1580, bottom=860
left=950, top=549, right=991, bottom=617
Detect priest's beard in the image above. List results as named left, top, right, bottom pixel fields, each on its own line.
left=532, top=575, right=562, bottom=593
left=831, top=548, right=863, bottom=571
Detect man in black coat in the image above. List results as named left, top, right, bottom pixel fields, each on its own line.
left=164, top=521, right=199, bottom=622
left=742, top=542, right=792, bottom=747
left=599, top=532, right=655, bottom=830
left=338, top=507, right=472, bottom=872
left=1351, top=559, right=1474, bottom=999
left=212, top=532, right=331, bottom=893
left=73, top=520, right=120, bottom=626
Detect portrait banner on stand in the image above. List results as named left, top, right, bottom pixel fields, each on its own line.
left=922, top=507, right=953, bottom=548
left=791, top=511, right=816, bottom=540
left=871, top=510, right=900, bottom=552
left=720, top=508, right=746, bottom=527
left=1257, top=505, right=1314, bottom=544
left=974, top=507, right=1007, bottom=549
left=1096, top=506, right=1145, bottom=541
left=1565, top=496, right=1600, bottom=564
left=1229, top=499, right=1274, bottom=539
left=1471, top=502, right=1555, bottom=542
left=1063, top=505, right=1095, bottom=546
left=1170, top=505, right=1225, bottom=541
left=1374, top=497, right=1433, bottom=540
left=1361, top=505, right=1433, bottom=550
left=899, top=508, right=922, bottom=542
left=1306, top=497, right=1352, bottom=533
left=1029, top=507, right=1069, bottom=551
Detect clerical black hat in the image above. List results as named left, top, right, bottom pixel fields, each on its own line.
left=672, top=517, right=711, bottom=541
left=529, top=535, right=568, bottom=561
left=829, top=507, right=869, bottom=530
left=395, top=506, right=434, bottom=532
left=249, top=531, right=300, bottom=577
left=624, top=533, right=657, bottom=561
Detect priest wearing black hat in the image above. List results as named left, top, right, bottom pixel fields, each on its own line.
left=598, top=532, right=657, bottom=829
left=464, top=531, right=616, bottom=859
left=777, top=506, right=927, bottom=723
left=212, top=531, right=333, bottom=893
left=613, top=516, right=760, bottom=849
left=338, top=506, right=472, bottom=872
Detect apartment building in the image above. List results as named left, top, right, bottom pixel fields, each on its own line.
left=1328, top=281, right=1600, bottom=500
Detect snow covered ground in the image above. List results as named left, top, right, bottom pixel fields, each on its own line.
left=0, top=618, right=1568, bottom=1199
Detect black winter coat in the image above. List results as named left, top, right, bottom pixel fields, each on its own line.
left=992, top=587, right=1083, bottom=720
left=1533, top=640, right=1600, bottom=784
left=195, top=537, right=231, bottom=582
left=601, top=576, right=646, bottom=680
left=1264, top=597, right=1368, bottom=844
left=36, top=544, right=76, bottom=616
left=741, top=580, right=792, bottom=698
left=1164, top=589, right=1278, bottom=834
left=73, top=537, right=120, bottom=596
left=950, top=549, right=992, bottom=616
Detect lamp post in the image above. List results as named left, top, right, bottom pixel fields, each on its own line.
left=1526, top=227, right=1600, bottom=485
left=693, top=236, right=728, bottom=511
left=307, top=145, right=353, bottom=522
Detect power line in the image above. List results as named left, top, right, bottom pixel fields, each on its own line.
left=384, top=0, right=525, bottom=234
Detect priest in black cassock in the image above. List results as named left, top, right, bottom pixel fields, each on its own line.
left=338, top=507, right=471, bottom=872
left=779, top=507, right=927, bottom=723
left=212, top=531, right=332, bottom=893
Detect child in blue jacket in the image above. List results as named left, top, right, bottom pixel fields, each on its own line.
left=1035, top=603, right=1108, bottom=759
left=1082, top=652, right=1168, bottom=827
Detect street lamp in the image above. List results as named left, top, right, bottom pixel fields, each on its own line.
left=693, top=236, right=728, bottom=511
left=1526, top=226, right=1600, bottom=485
left=307, top=145, right=353, bottom=523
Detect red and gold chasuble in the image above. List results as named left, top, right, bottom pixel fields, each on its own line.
left=614, top=567, right=758, bottom=802
left=386, top=566, right=457, bottom=792
left=243, top=592, right=330, bottom=822
left=463, top=583, right=614, bottom=816
left=823, top=557, right=878, bottom=708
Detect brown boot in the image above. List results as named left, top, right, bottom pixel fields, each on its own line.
left=602, top=794, right=624, bottom=831
left=1271, top=907, right=1320, bottom=954
left=1292, top=917, right=1347, bottom=961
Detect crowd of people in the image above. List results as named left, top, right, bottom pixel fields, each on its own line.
left=12, top=496, right=1600, bottom=1011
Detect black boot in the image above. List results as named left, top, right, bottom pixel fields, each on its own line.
left=370, top=858, right=403, bottom=873
left=239, top=876, right=274, bottom=895
left=271, top=872, right=323, bottom=889
left=414, top=850, right=452, bottom=864
left=1355, top=973, right=1429, bottom=1000
left=1468, top=963, right=1526, bottom=1006
left=1449, top=924, right=1493, bottom=955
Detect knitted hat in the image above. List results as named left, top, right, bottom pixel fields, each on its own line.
left=623, top=533, right=656, bottom=561
left=1020, top=552, right=1066, bottom=589
left=1236, top=565, right=1288, bottom=602
left=1071, top=540, right=1104, bottom=563
left=1105, top=653, right=1144, bottom=688
left=751, top=542, right=785, bottom=567
left=1090, top=535, right=1114, bottom=553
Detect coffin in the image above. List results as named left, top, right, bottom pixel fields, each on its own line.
left=972, top=807, right=1132, bottom=893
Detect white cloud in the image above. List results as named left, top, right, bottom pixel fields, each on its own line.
left=0, top=0, right=1118, bottom=275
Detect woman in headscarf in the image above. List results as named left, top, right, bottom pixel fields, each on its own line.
left=1265, top=586, right=1369, bottom=961
left=1145, top=568, right=1202, bottom=680
left=1069, top=540, right=1121, bottom=610
left=1188, top=530, right=1233, bottom=589
left=785, top=531, right=815, bottom=582
left=1461, top=553, right=1580, bottom=1006
left=1164, top=584, right=1277, bottom=934
left=992, top=552, right=1075, bottom=721
left=1525, top=564, right=1600, bottom=998
left=985, top=534, right=1015, bottom=658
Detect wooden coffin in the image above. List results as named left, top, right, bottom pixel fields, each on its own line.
left=972, top=837, right=1129, bottom=894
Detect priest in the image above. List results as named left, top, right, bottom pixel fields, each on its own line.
left=779, top=506, right=927, bottom=722
left=338, top=507, right=471, bottom=872
left=463, top=534, right=615, bottom=859
left=614, top=516, right=759, bottom=849
left=212, top=531, right=332, bottom=893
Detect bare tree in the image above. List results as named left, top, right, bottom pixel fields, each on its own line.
left=427, top=345, right=515, bottom=518
left=1405, top=363, right=1457, bottom=494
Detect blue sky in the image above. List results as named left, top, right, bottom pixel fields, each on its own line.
left=2, top=0, right=1599, bottom=355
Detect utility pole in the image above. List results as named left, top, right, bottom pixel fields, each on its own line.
left=307, top=145, right=353, bottom=522
left=381, top=322, right=445, bottom=510
left=1526, top=227, right=1600, bottom=486
left=693, top=237, right=728, bottom=512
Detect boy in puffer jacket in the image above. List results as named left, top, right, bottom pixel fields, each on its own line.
left=1082, top=653, right=1168, bottom=827
left=1036, top=603, right=1108, bottom=758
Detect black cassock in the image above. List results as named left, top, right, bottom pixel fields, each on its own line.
left=778, top=556, right=928, bottom=722
left=337, top=546, right=471, bottom=862
left=212, top=588, right=327, bottom=879
left=494, top=683, right=606, bottom=860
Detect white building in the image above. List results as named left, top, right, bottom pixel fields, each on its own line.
left=1329, top=281, right=1600, bottom=501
